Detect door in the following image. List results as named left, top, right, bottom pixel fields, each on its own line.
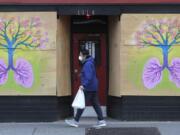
left=72, top=33, right=107, bottom=106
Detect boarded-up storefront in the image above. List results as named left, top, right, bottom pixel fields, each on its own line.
left=0, top=1, right=179, bottom=122
left=108, top=14, right=180, bottom=121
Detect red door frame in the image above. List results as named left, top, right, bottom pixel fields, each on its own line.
left=71, top=33, right=107, bottom=105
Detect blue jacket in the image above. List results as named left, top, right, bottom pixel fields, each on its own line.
left=80, top=56, right=98, bottom=91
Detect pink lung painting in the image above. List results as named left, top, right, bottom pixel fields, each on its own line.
left=134, top=18, right=180, bottom=89
left=0, top=16, right=48, bottom=88
left=0, top=59, right=8, bottom=85
left=14, top=58, right=34, bottom=88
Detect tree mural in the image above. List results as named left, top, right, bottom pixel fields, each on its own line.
left=134, top=18, right=180, bottom=89
left=0, top=16, right=48, bottom=88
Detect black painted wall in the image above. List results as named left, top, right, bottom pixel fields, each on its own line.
left=2, top=95, right=180, bottom=122
left=0, top=96, right=72, bottom=122
left=107, top=96, right=180, bottom=121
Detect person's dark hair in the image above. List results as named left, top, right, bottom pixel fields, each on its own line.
left=81, top=49, right=89, bottom=56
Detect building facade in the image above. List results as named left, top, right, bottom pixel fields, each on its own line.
left=0, top=0, right=179, bottom=122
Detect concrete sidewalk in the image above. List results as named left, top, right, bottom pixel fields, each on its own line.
left=0, top=118, right=179, bottom=135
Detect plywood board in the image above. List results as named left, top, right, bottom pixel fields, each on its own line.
left=0, top=50, right=56, bottom=95
left=120, top=14, right=180, bottom=96
left=108, top=16, right=121, bottom=96
left=0, top=12, right=57, bottom=95
left=56, top=16, right=71, bottom=97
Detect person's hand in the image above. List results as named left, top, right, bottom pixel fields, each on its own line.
left=79, top=85, right=84, bottom=90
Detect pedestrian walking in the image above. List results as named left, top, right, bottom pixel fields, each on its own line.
left=65, top=49, right=106, bottom=128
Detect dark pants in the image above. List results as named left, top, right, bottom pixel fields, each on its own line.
left=74, top=91, right=104, bottom=122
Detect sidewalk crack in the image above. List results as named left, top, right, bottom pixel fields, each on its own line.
left=32, top=127, right=37, bottom=135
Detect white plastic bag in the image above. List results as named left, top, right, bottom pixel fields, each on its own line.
left=72, top=88, right=85, bottom=109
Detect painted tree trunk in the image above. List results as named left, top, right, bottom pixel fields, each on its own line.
left=7, top=49, right=14, bottom=70
left=162, top=47, right=169, bottom=69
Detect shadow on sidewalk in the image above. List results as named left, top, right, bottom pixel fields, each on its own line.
left=86, top=127, right=161, bottom=135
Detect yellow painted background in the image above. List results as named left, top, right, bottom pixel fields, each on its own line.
left=0, top=12, right=57, bottom=95
left=120, top=14, right=180, bottom=96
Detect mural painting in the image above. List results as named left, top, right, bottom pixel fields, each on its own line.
left=0, top=12, right=56, bottom=95
left=120, top=14, right=180, bottom=96
left=133, top=18, right=180, bottom=89
left=0, top=16, right=48, bottom=88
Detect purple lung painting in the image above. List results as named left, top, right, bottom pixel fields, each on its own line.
left=0, top=16, right=49, bottom=88
left=134, top=18, right=180, bottom=89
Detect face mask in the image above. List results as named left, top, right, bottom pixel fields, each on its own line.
left=78, top=56, right=83, bottom=61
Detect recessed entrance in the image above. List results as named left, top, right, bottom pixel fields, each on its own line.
left=71, top=16, right=108, bottom=116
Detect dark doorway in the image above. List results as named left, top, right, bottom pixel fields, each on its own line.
left=71, top=16, right=108, bottom=106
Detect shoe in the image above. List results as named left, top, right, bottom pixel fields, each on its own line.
left=93, top=120, right=107, bottom=128
left=65, top=119, right=79, bottom=127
